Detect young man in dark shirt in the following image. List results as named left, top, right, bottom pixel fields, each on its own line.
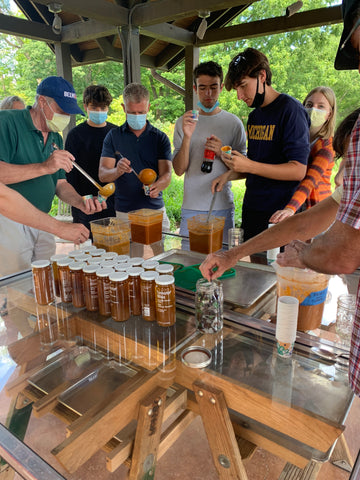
left=65, top=85, right=117, bottom=231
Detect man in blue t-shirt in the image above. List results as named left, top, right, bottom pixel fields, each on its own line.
left=99, top=83, right=172, bottom=230
left=215, top=48, right=310, bottom=246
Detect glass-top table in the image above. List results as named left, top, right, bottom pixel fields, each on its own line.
left=0, top=257, right=354, bottom=479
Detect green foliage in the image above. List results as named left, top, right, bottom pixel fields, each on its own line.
left=1, top=0, right=358, bottom=232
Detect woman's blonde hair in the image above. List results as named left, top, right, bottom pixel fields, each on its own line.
left=303, top=86, right=337, bottom=139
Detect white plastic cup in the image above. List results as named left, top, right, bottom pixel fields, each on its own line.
left=276, top=296, right=299, bottom=357
left=267, top=223, right=280, bottom=264
left=228, top=227, right=244, bottom=249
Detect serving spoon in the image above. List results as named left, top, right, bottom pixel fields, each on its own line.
left=53, top=143, right=115, bottom=197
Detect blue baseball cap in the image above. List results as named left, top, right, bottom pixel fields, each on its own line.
left=334, top=0, right=360, bottom=70
left=36, top=76, right=85, bottom=115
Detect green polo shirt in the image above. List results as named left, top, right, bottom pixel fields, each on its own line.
left=0, top=107, right=66, bottom=213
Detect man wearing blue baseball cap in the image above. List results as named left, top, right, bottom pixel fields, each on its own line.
left=0, top=76, right=106, bottom=276
left=277, top=0, right=360, bottom=398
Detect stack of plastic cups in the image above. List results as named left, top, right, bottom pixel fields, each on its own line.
left=276, top=296, right=299, bottom=358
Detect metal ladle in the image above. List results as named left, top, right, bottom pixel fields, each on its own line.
left=52, top=143, right=115, bottom=197
left=206, top=190, right=217, bottom=223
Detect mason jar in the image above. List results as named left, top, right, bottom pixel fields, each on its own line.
left=195, top=278, right=223, bottom=333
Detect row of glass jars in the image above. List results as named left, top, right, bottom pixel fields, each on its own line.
left=31, top=255, right=175, bottom=327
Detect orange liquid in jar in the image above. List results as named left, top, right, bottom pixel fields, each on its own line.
left=50, top=254, right=67, bottom=297
left=140, top=271, right=159, bottom=321
left=58, top=259, right=73, bottom=303
left=69, top=262, right=86, bottom=308
left=128, top=267, right=144, bottom=316
left=83, top=266, right=99, bottom=312
left=97, top=267, right=113, bottom=316
left=189, top=229, right=223, bottom=254
left=31, top=260, right=55, bottom=305
left=155, top=275, right=176, bottom=326
left=130, top=222, right=162, bottom=244
left=109, top=272, right=130, bottom=322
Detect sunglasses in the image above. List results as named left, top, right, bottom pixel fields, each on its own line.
left=230, top=53, right=247, bottom=67
left=340, top=17, right=360, bottom=51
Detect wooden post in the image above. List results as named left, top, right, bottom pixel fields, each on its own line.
left=193, top=381, right=248, bottom=480
left=128, top=387, right=167, bottom=480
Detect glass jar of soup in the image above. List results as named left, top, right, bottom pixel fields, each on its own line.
left=155, top=275, right=176, bottom=326
left=96, top=267, right=114, bottom=316
left=69, top=262, right=86, bottom=308
left=50, top=254, right=68, bottom=297
left=31, top=260, right=55, bottom=305
left=140, top=271, right=159, bottom=321
left=83, top=264, right=100, bottom=312
left=57, top=258, right=73, bottom=303
left=109, top=272, right=130, bottom=322
left=127, top=267, right=144, bottom=316
left=155, top=264, right=174, bottom=276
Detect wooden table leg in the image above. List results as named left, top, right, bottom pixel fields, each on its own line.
left=128, top=386, right=167, bottom=480
left=193, top=381, right=248, bottom=480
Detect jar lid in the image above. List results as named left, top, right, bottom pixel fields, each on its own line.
left=83, top=265, right=100, bottom=274
left=100, top=260, right=118, bottom=268
left=127, top=266, right=145, bottom=276
left=75, top=254, right=91, bottom=262
left=69, top=261, right=86, bottom=270
left=114, top=263, right=129, bottom=272
left=91, top=248, right=106, bottom=257
left=31, top=259, right=51, bottom=268
left=96, top=267, right=114, bottom=277
left=50, top=254, right=68, bottom=262
left=142, top=260, right=160, bottom=269
left=155, top=274, right=174, bottom=285
left=140, top=271, right=160, bottom=281
left=101, top=252, right=118, bottom=260
left=83, top=245, right=97, bottom=253
left=88, top=258, right=102, bottom=265
left=117, top=255, right=130, bottom=263
left=68, top=249, right=84, bottom=258
left=109, top=272, right=129, bottom=282
left=128, top=257, right=144, bottom=266
left=156, top=264, right=174, bottom=274
left=181, top=346, right=212, bottom=369
left=57, top=258, right=73, bottom=267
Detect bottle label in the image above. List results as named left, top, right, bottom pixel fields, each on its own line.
left=300, top=288, right=328, bottom=306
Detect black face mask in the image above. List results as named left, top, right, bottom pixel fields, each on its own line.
left=250, top=76, right=266, bottom=109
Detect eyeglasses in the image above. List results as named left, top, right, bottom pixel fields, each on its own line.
left=340, top=17, right=360, bottom=51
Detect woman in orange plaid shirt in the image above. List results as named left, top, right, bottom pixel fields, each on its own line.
left=270, top=86, right=336, bottom=223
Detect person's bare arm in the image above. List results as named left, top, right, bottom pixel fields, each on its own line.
left=149, top=160, right=172, bottom=198
left=222, top=152, right=306, bottom=181
left=0, top=150, right=75, bottom=185
left=200, top=195, right=338, bottom=280
left=172, top=111, right=197, bottom=176
left=0, top=182, right=89, bottom=244
left=277, top=220, right=360, bottom=275
left=98, top=155, right=132, bottom=182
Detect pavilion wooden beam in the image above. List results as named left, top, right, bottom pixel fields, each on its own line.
left=61, top=19, right=193, bottom=47
left=0, top=13, right=59, bottom=42
left=76, top=48, right=160, bottom=70
left=199, top=5, right=342, bottom=46
left=132, top=0, right=259, bottom=27
left=32, top=0, right=129, bottom=26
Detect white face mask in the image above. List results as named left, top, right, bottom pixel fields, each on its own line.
left=43, top=100, right=70, bottom=132
left=305, top=107, right=328, bottom=128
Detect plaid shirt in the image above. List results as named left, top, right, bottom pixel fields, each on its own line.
left=337, top=115, right=360, bottom=396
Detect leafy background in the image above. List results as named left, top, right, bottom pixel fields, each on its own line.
left=0, top=0, right=357, bottom=230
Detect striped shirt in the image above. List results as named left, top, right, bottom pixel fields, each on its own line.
left=337, top=115, right=360, bottom=396
left=286, top=137, right=335, bottom=212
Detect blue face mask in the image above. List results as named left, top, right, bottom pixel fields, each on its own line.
left=197, top=100, right=219, bottom=113
left=88, top=110, right=108, bottom=125
left=127, top=113, right=147, bottom=130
